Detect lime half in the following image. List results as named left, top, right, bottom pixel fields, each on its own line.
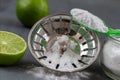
left=0, top=31, right=27, bottom=65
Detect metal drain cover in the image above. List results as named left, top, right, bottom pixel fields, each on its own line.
left=28, top=14, right=100, bottom=72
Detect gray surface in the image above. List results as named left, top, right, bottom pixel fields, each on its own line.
left=0, top=0, right=119, bottom=80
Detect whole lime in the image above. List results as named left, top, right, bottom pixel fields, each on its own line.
left=16, top=0, right=49, bottom=27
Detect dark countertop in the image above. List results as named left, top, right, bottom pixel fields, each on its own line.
left=0, top=0, right=120, bottom=80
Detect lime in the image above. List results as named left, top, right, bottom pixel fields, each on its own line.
left=16, top=0, right=49, bottom=27
left=0, top=31, right=27, bottom=65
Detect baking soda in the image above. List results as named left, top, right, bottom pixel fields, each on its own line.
left=103, top=40, right=120, bottom=77
left=40, top=35, right=81, bottom=72
left=70, top=8, right=108, bottom=32
left=21, top=64, right=90, bottom=80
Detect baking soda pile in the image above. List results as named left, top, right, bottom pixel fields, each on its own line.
left=70, top=8, right=108, bottom=32
left=103, top=39, right=120, bottom=76
left=40, top=35, right=81, bottom=72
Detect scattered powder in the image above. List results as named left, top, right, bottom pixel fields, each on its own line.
left=19, top=64, right=90, bottom=80
left=70, top=8, right=108, bottom=32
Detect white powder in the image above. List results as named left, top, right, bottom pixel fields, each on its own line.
left=22, top=64, right=90, bottom=80
left=40, top=35, right=82, bottom=72
left=103, top=40, right=120, bottom=76
left=70, top=8, right=108, bottom=32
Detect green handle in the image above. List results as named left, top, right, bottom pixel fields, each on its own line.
left=107, top=28, right=120, bottom=36
left=72, top=15, right=120, bottom=36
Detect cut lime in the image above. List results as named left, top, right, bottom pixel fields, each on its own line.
left=0, top=31, right=27, bottom=65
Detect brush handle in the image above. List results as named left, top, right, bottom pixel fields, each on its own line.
left=107, top=28, right=120, bottom=36
left=72, top=14, right=120, bottom=36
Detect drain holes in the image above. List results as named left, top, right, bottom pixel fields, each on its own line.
left=36, top=33, right=45, bottom=40
left=72, top=63, right=77, bottom=68
left=33, top=41, right=43, bottom=46
left=34, top=49, right=44, bottom=52
left=40, top=24, right=50, bottom=36
left=81, top=55, right=94, bottom=58
left=83, top=47, right=97, bottom=51
left=78, top=60, right=88, bottom=65
left=38, top=56, right=47, bottom=59
left=49, top=18, right=55, bottom=31
left=56, top=64, right=60, bottom=69
left=82, top=39, right=94, bottom=45
left=79, top=32, right=88, bottom=39
left=49, top=61, right=52, bottom=64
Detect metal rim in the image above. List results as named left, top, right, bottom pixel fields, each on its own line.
left=28, top=14, right=100, bottom=73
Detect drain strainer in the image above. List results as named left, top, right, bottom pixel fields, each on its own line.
left=28, top=14, right=100, bottom=72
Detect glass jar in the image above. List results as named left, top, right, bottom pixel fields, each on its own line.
left=102, top=36, right=120, bottom=80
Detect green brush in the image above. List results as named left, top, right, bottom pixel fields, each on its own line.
left=70, top=8, right=120, bottom=36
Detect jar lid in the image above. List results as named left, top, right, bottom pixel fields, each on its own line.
left=109, top=36, right=120, bottom=42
